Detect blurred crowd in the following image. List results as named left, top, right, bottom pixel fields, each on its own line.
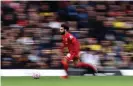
left=1, top=1, right=133, bottom=69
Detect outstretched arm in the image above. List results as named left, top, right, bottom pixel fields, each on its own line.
left=60, top=43, right=66, bottom=55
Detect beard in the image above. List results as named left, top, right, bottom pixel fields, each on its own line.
left=60, top=31, right=65, bottom=35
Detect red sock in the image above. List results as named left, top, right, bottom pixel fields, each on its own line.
left=76, top=62, right=97, bottom=72
left=61, top=60, right=68, bottom=74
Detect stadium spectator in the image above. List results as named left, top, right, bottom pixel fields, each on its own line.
left=1, top=1, right=133, bottom=69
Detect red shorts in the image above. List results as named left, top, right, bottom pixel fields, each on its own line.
left=65, top=51, right=79, bottom=61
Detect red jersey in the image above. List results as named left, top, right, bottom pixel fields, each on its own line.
left=61, top=32, right=80, bottom=54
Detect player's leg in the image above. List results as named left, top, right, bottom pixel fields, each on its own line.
left=61, top=53, right=77, bottom=79
left=76, top=62, right=97, bottom=72
left=61, top=54, right=71, bottom=79
left=61, top=57, right=68, bottom=74
left=73, top=57, right=97, bottom=75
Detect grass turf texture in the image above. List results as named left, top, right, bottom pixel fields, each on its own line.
left=1, top=76, right=133, bottom=86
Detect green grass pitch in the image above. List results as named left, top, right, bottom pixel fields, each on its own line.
left=1, top=76, right=133, bottom=86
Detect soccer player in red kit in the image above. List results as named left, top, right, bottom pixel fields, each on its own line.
left=60, top=24, right=97, bottom=79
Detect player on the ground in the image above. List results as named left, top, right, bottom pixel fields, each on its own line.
left=60, top=24, right=97, bottom=79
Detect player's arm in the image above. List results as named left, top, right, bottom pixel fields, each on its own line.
left=60, top=42, right=66, bottom=55
left=60, top=43, right=65, bottom=51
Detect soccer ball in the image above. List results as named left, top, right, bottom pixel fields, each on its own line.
left=32, top=73, right=40, bottom=79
